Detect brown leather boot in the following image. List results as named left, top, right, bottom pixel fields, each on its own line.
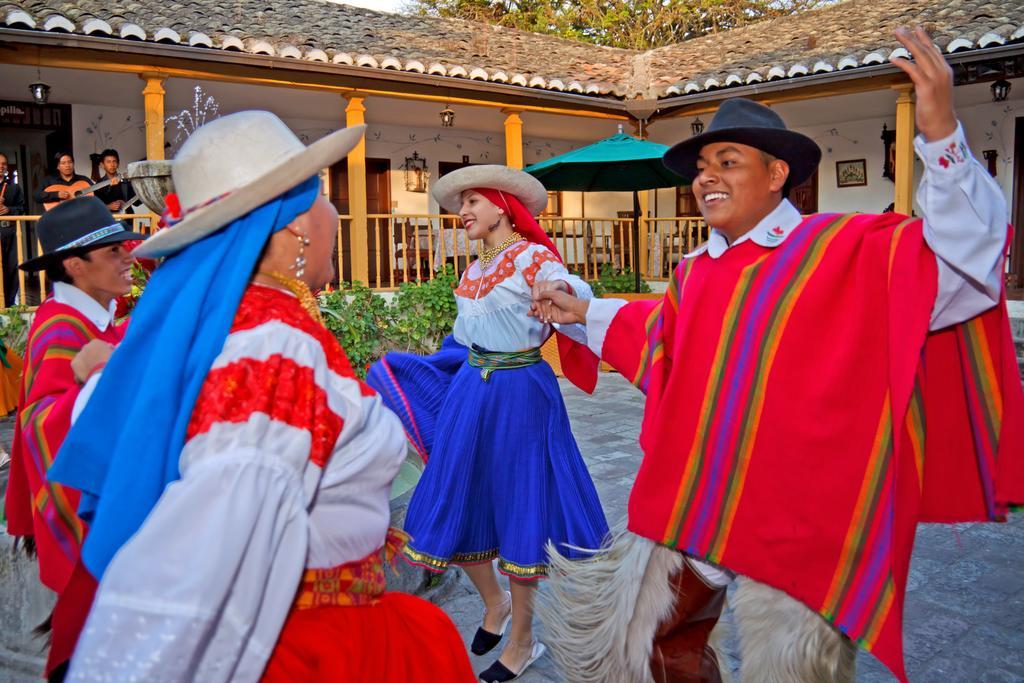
left=650, top=557, right=727, bottom=683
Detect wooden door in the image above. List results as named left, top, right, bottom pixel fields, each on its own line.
left=438, top=160, right=476, bottom=178
left=676, top=186, right=698, bottom=216
left=329, top=158, right=391, bottom=284
left=787, top=168, right=819, bottom=215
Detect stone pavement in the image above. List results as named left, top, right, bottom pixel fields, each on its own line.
left=1, top=372, right=1020, bottom=682
left=440, top=373, right=1024, bottom=683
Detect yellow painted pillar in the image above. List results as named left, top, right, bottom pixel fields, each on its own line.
left=140, top=72, right=167, bottom=161
left=502, top=109, right=524, bottom=169
left=893, top=85, right=916, bottom=216
left=638, top=190, right=650, bottom=276
left=345, top=94, right=369, bottom=285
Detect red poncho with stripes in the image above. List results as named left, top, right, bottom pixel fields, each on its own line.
left=4, top=299, right=125, bottom=673
left=600, top=212, right=1024, bottom=682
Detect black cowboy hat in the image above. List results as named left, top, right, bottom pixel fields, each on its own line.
left=20, top=196, right=147, bottom=272
left=662, top=98, right=821, bottom=187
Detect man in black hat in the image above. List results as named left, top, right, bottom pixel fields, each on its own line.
left=532, top=27, right=1020, bottom=683
left=4, top=195, right=146, bottom=681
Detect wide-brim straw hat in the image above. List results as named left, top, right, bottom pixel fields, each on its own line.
left=662, top=98, right=821, bottom=187
left=431, top=164, right=549, bottom=216
left=135, top=111, right=365, bottom=258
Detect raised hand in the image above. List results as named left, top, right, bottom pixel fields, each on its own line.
left=890, top=26, right=958, bottom=142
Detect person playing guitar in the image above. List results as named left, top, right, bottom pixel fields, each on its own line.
left=34, top=152, right=93, bottom=212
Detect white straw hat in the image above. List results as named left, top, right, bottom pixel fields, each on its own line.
left=135, top=111, right=365, bottom=258
left=431, top=164, right=548, bottom=216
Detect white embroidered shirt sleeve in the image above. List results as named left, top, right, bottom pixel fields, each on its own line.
left=527, top=245, right=594, bottom=346
left=67, top=322, right=342, bottom=683
left=584, top=297, right=629, bottom=357
left=916, top=122, right=1009, bottom=330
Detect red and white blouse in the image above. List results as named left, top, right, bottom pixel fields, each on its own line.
left=452, top=242, right=591, bottom=352
left=68, top=284, right=408, bottom=683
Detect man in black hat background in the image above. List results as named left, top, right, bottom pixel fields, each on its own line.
left=532, top=27, right=1020, bottom=683
left=4, top=195, right=145, bottom=681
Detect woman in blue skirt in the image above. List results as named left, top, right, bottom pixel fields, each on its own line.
left=368, top=165, right=608, bottom=682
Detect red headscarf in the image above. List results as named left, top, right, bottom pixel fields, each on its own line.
left=472, top=188, right=562, bottom=261
left=470, top=187, right=599, bottom=394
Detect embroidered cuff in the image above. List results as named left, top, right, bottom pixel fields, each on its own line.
left=585, top=297, right=628, bottom=357
left=914, top=122, right=971, bottom=175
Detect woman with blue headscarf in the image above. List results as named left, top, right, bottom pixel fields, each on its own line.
left=49, top=112, right=474, bottom=682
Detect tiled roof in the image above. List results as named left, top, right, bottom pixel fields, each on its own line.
left=2, top=0, right=1023, bottom=101
left=0, top=0, right=636, bottom=96
left=647, top=0, right=1024, bottom=97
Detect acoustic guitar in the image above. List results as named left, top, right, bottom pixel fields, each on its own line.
left=43, top=179, right=94, bottom=211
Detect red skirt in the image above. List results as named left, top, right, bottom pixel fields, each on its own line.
left=262, top=592, right=475, bottom=682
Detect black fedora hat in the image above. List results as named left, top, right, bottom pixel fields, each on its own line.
left=20, top=196, right=147, bottom=272
left=663, top=98, right=821, bottom=187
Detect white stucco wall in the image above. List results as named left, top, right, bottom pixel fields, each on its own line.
left=43, top=89, right=1021, bottom=223
left=70, top=103, right=147, bottom=174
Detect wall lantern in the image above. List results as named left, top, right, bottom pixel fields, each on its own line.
left=690, top=116, right=705, bottom=136
left=439, top=103, right=455, bottom=128
left=28, top=68, right=51, bottom=105
left=991, top=78, right=1011, bottom=103
left=880, top=123, right=897, bottom=181
left=402, top=151, right=429, bottom=193
left=982, top=149, right=998, bottom=177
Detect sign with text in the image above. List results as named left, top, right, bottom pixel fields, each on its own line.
left=0, top=100, right=70, bottom=128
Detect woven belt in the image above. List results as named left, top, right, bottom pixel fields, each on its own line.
left=467, top=347, right=542, bottom=382
left=293, top=529, right=407, bottom=610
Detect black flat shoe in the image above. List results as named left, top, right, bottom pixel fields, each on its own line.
left=471, top=591, right=512, bottom=655
left=478, top=642, right=546, bottom=682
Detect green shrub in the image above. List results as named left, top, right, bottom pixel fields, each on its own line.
left=320, top=282, right=395, bottom=376
left=390, top=266, right=458, bottom=355
left=588, top=264, right=652, bottom=295
left=0, top=306, right=30, bottom=356
left=319, top=266, right=458, bottom=377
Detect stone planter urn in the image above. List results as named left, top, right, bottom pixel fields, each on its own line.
left=125, top=160, right=174, bottom=215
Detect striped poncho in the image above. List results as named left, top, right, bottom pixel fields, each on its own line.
left=601, top=212, right=1024, bottom=682
left=3, top=298, right=125, bottom=673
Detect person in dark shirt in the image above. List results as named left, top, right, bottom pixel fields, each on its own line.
left=0, top=151, right=27, bottom=306
left=34, top=152, right=93, bottom=211
left=92, top=149, right=136, bottom=213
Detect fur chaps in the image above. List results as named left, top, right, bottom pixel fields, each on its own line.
left=732, top=578, right=856, bottom=683
left=538, top=530, right=730, bottom=683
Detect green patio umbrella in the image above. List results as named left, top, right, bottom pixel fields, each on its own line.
left=525, top=129, right=688, bottom=291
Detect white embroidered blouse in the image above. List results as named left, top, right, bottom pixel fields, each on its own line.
left=452, top=241, right=592, bottom=351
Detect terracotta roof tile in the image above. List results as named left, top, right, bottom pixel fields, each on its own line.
left=2, top=0, right=636, bottom=95
left=2, top=0, right=1023, bottom=100
left=646, top=0, right=1024, bottom=96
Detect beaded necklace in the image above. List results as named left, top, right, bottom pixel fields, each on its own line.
left=257, top=270, right=325, bottom=326
left=478, top=232, right=524, bottom=268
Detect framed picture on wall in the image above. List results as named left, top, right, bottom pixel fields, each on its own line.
left=836, top=159, right=867, bottom=188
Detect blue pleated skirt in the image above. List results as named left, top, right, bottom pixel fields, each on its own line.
left=368, top=337, right=608, bottom=580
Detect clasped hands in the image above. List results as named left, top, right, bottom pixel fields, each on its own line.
left=529, top=280, right=589, bottom=325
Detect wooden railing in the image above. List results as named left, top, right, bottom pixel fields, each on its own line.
left=642, top=217, right=710, bottom=281
left=0, top=212, right=709, bottom=305
left=353, top=214, right=647, bottom=289
left=0, top=214, right=157, bottom=307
